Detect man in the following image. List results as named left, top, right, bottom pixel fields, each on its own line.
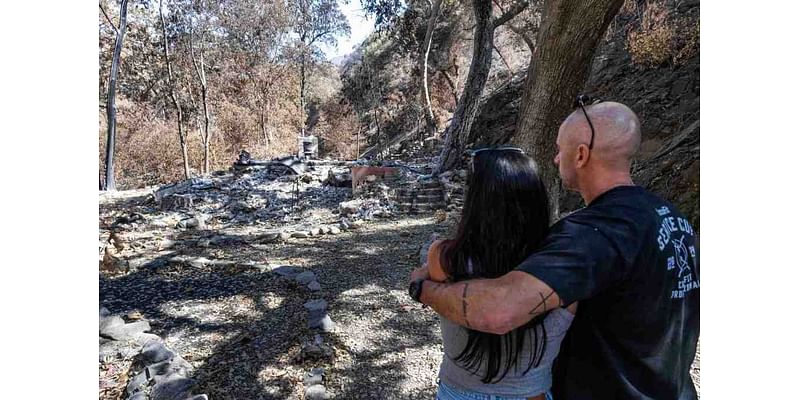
left=409, top=101, right=699, bottom=399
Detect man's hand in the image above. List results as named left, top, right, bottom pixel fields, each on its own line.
left=409, top=263, right=430, bottom=283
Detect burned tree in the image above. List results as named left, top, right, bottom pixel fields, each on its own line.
left=435, top=0, right=531, bottom=173
left=159, top=0, right=191, bottom=180
left=102, top=0, right=130, bottom=191
left=512, top=0, right=624, bottom=221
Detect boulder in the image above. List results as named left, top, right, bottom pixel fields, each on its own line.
left=304, top=384, right=330, bottom=400
left=150, top=374, right=195, bottom=400
left=295, top=271, right=317, bottom=285
left=103, top=321, right=152, bottom=341
left=141, top=341, right=176, bottom=364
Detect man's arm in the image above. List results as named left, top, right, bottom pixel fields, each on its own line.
left=419, top=271, right=562, bottom=335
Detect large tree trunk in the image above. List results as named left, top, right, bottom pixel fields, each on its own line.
left=103, top=0, right=129, bottom=191
left=512, top=0, right=623, bottom=222
left=435, top=0, right=494, bottom=173
left=160, top=0, right=191, bottom=180
left=420, top=0, right=443, bottom=136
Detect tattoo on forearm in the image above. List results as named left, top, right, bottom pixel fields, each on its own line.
left=528, top=290, right=557, bottom=316
left=461, top=283, right=471, bottom=328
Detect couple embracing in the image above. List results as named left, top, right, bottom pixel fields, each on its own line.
left=409, top=100, right=700, bottom=400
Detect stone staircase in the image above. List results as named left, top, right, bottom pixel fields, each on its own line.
left=394, top=181, right=446, bottom=213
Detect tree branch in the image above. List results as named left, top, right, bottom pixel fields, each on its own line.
left=493, top=0, right=530, bottom=29
left=508, top=22, right=537, bottom=52
left=99, top=3, right=118, bottom=34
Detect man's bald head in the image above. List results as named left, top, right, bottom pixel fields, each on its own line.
left=560, top=101, right=642, bottom=170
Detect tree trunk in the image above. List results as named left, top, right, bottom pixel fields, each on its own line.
left=435, top=0, right=494, bottom=173
left=420, top=0, right=443, bottom=136
left=190, top=21, right=211, bottom=175
left=103, top=0, right=129, bottom=191
left=201, top=80, right=210, bottom=173
left=160, top=0, right=191, bottom=180
left=300, top=54, right=307, bottom=137
left=512, top=0, right=623, bottom=222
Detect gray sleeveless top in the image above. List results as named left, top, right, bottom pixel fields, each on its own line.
left=438, top=307, right=574, bottom=397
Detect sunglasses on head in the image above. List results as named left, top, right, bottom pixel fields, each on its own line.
left=573, top=94, right=602, bottom=149
left=464, top=146, right=526, bottom=173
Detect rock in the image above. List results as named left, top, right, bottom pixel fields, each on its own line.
left=279, top=231, right=292, bottom=241
left=320, top=226, right=331, bottom=235
left=310, top=227, right=322, bottom=236
left=307, top=281, right=322, bottom=292
left=434, top=209, right=447, bottom=223
left=142, top=341, right=176, bottom=364
left=339, top=200, right=360, bottom=216
left=304, top=384, right=329, bottom=400
left=189, top=257, right=212, bottom=268
left=133, top=332, right=161, bottom=346
left=291, top=231, right=310, bottom=238
left=177, top=215, right=207, bottom=230
left=100, top=307, right=111, bottom=318
left=146, top=358, right=192, bottom=378
left=308, top=313, right=335, bottom=332
left=103, top=321, right=151, bottom=341
left=304, top=367, right=325, bottom=386
left=295, top=271, right=317, bottom=285
left=150, top=374, right=195, bottom=400
left=126, top=371, right=149, bottom=395
left=184, top=395, right=209, bottom=400
left=329, top=226, right=341, bottom=235
left=128, top=392, right=146, bottom=400
left=273, top=265, right=300, bottom=278
left=197, top=239, right=211, bottom=248
left=304, top=299, right=328, bottom=312
left=100, top=315, right=125, bottom=335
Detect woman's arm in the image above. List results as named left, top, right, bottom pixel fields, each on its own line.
left=427, top=239, right=449, bottom=282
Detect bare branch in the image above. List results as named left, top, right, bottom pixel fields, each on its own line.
left=494, top=43, right=512, bottom=71
left=99, top=3, right=118, bottom=34
left=508, top=22, right=537, bottom=52
left=493, top=0, right=530, bottom=29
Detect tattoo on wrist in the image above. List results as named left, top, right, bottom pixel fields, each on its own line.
left=528, top=290, right=557, bottom=316
left=462, top=283, right=471, bottom=328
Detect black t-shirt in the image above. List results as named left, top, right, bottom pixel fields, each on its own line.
left=517, top=186, right=699, bottom=400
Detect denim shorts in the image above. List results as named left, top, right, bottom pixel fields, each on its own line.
left=436, top=381, right=553, bottom=400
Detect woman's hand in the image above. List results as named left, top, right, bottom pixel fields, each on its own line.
left=410, top=264, right=430, bottom=283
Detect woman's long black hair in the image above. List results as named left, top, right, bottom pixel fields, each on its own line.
left=439, top=149, right=551, bottom=384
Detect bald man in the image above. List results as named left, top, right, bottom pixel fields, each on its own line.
left=409, top=102, right=700, bottom=399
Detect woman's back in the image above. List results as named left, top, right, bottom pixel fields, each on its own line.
left=438, top=308, right=573, bottom=398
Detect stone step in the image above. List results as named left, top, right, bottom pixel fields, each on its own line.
left=395, top=193, right=444, bottom=200
left=397, top=188, right=443, bottom=196
left=397, top=203, right=445, bottom=210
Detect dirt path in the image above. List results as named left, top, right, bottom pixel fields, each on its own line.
left=100, top=187, right=699, bottom=399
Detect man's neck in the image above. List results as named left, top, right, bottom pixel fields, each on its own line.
left=579, top=173, right=635, bottom=205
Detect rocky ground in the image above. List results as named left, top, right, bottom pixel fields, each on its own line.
left=99, top=160, right=699, bottom=399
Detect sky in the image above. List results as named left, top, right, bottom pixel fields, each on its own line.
left=320, top=1, right=376, bottom=61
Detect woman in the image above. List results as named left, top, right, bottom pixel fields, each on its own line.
left=426, top=147, right=576, bottom=400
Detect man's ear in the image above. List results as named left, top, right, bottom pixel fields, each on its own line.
left=575, top=144, right=591, bottom=168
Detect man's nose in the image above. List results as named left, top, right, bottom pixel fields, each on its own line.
left=553, top=153, right=559, bottom=166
